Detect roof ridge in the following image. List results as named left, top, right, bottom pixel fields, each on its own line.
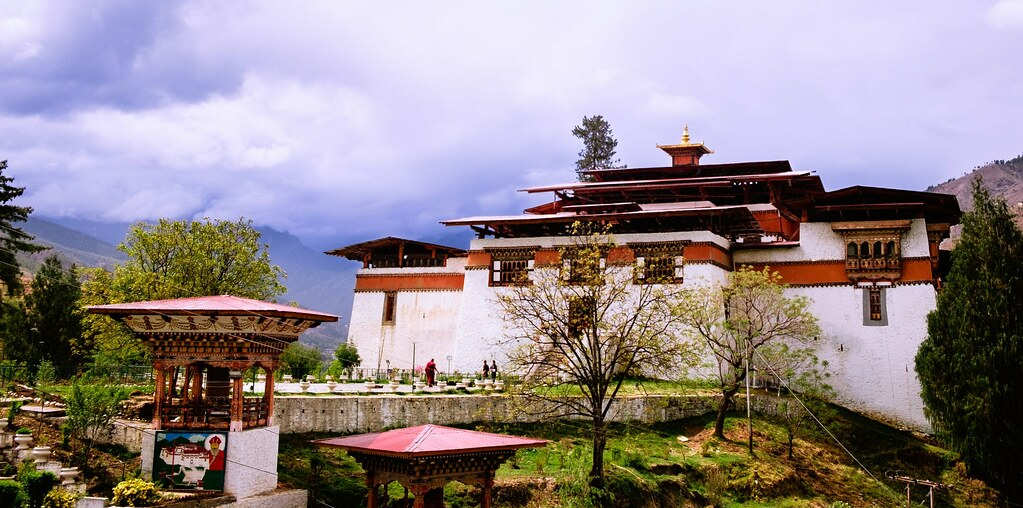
left=405, top=424, right=435, bottom=453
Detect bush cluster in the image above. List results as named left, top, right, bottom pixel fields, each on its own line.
left=111, top=478, right=160, bottom=507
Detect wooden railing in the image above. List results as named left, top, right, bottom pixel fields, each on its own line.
left=160, top=396, right=269, bottom=430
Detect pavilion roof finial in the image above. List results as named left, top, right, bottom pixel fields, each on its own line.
left=682, top=124, right=691, bottom=144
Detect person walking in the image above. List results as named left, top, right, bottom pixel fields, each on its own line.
left=425, top=358, right=437, bottom=387
left=482, top=360, right=490, bottom=381
left=490, top=360, right=498, bottom=381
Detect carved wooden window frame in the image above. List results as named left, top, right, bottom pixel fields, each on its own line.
left=382, top=291, right=397, bottom=325
left=487, top=247, right=537, bottom=287
left=630, top=241, right=687, bottom=284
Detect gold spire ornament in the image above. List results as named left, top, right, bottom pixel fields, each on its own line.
left=682, top=124, right=691, bottom=144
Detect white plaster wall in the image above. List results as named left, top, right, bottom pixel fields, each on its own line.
left=450, top=260, right=731, bottom=374
left=348, top=290, right=463, bottom=372
left=733, top=219, right=930, bottom=263
left=788, top=284, right=935, bottom=431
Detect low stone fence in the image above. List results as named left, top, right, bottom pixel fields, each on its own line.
left=102, top=392, right=790, bottom=452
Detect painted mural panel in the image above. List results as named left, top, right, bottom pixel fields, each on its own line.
left=153, top=431, right=227, bottom=491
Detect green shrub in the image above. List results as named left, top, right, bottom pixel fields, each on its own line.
left=43, top=488, right=81, bottom=508
left=7, top=401, right=22, bottom=427
left=35, top=361, right=56, bottom=384
left=829, top=502, right=852, bottom=508
left=0, top=479, right=27, bottom=508
left=111, top=478, right=160, bottom=507
left=16, top=427, right=32, bottom=434
left=23, top=470, right=58, bottom=508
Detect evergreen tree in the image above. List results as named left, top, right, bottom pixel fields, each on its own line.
left=915, top=178, right=1023, bottom=497
left=572, top=115, right=624, bottom=181
left=0, top=160, right=43, bottom=295
left=25, top=256, right=86, bottom=378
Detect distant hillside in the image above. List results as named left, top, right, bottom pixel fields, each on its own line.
left=18, top=216, right=126, bottom=272
left=927, top=155, right=1023, bottom=239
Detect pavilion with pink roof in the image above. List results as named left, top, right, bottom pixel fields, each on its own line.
left=315, top=424, right=547, bottom=508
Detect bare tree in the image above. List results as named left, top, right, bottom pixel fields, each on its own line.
left=495, top=223, right=697, bottom=486
left=675, top=267, right=820, bottom=449
left=756, top=342, right=833, bottom=459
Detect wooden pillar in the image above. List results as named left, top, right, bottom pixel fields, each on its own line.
left=152, top=365, right=166, bottom=430
left=263, top=366, right=275, bottom=426
left=410, top=484, right=429, bottom=508
left=482, top=471, right=494, bottom=508
left=230, top=372, right=244, bottom=432
left=190, top=365, right=203, bottom=401
left=365, top=471, right=377, bottom=508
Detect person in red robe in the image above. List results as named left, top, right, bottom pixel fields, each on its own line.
left=425, top=359, right=437, bottom=387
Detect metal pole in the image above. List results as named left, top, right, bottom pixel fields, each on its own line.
left=746, top=341, right=753, bottom=455
left=412, top=343, right=416, bottom=376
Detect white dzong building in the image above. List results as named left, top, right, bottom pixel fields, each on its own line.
left=328, top=129, right=960, bottom=431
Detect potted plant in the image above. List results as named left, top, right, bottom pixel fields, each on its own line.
left=14, top=428, right=33, bottom=450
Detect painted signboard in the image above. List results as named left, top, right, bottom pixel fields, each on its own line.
left=153, top=431, right=228, bottom=491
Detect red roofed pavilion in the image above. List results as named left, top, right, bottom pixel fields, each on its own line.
left=315, top=424, right=547, bottom=508
left=87, top=295, right=338, bottom=432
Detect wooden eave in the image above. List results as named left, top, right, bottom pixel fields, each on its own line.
left=325, top=236, right=467, bottom=261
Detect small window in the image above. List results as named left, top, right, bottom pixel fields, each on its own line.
left=873, top=241, right=883, bottom=259
left=847, top=242, right=858, bottom=258
left=562, top=255, right=605, bottom=285
left=885, top=241, right=897, bottom=259
left=862, top=287, right=887, bottom=326
left=382, top=291, right=396, bottom=325
left=860, top=241, right=870, bottom=258
left=634, top=255, right=684, bottom=284
left=490, top=257, right=534, bottom=286
left=568, top=296, right=595, bottom=338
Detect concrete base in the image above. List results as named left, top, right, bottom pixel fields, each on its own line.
left=223, top=426, right=280, bottom=499
left=141, top=426, right=280, bottom=500
left=222, top=489, right=307, bottom=508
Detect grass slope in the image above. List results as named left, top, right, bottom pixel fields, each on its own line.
left=279, top=403, right=1000, bottom=508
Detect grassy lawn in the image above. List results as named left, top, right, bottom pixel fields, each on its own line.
left=278, top=402, right=1001, bottom=507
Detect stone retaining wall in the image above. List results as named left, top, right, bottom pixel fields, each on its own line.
left=103, top=393, right=788, bottom=452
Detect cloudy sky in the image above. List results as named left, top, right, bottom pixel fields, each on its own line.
left=2, top=1, right=1021, bottom=248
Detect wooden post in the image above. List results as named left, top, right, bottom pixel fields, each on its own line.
left=482, top=472, right=494, bottom=508
left=191, top=365, right=203, bottom=402
left=152, top=365, right=166, bottom=430
left=230, top=373, right=244, bottom=432
left=264, top=366, right=275, bottom=426
left=410, top=485, right=429, bottom=508
left=366, top=471, right=377, bottom=508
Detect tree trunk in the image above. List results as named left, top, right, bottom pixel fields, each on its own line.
left=589, top=420, right=607, bottom=488
left=787, top=429, right=794, bottom=460
left=713, top=386, right=739, bottom=439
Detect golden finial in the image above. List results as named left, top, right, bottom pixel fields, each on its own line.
left=681, top=124, right=691, bottom=144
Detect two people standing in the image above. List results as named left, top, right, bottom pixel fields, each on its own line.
left=482, top=360, right=498, bottom=381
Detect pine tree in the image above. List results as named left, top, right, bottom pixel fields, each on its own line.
left=572, top=115, right=624, bottom=181
left=25, top=255, right=86, bottom=378
left=0, top=160, right=43, bottom=295
left=915, top=177, right=1023, bottom=497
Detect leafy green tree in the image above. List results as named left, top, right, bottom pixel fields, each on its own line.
left=676, top=267, right=821, bottom=446
left=0, top=298, right=34, bottom=369
left=22, top=256, right=86, bottom=378
left=281, top=342, right=323, bottom=380
left=572, top=115, right=624, bottom=182
left=327, top=343, right=361, bottom=379
left=81, top=218, right=287, bottom=367
left=62, top=379, right=131, bottom=464
left=0, top=160, right=43, bottom=296
left=915, top=178, right=1023, bottom=496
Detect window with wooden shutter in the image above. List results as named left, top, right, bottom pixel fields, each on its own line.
left=487, top=248, right=536, bottom=286
left=631, top=241, right=686, bottom=284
